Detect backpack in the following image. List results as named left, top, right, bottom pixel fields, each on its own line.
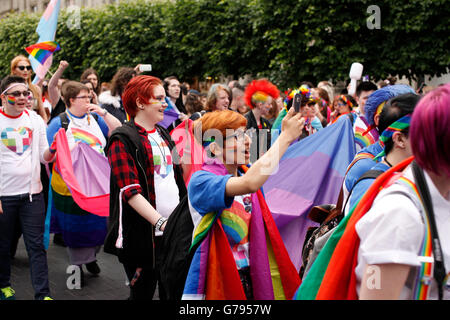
left=159, top=195, right=199, bottom=300
left=59, top=112, right=99, bottom=131
left=299, top=169, right=384, bottom=279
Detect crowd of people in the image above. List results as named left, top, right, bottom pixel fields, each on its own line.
left=0, top=54, right=448, bottom=301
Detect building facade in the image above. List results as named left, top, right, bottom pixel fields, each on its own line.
left=0, top=0, right=119, bottom=16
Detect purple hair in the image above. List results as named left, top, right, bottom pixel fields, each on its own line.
left=410, top=83, right=450, bottom=177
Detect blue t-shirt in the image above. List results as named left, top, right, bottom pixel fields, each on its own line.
left=47, top=111, right=109, bottom=146
left=348, top=161, right=390, bottom=210
left=188, top=170, right=234, bottom=216
left=344, top=141, right=384, bottom=193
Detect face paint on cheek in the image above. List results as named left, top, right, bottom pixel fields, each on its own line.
left=7, top=95, right=16, bottom=105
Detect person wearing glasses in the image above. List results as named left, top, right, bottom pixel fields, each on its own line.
left=46, top=81, right=121, bottom=285
left=0, top=76, right=55, bottom=300
left=105, top=75, right=186, bottom=300
left=182, top=108, right=304, bottom=299
left=10, top=55, right=48, bottom=123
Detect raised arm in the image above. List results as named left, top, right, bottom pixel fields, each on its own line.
left=225, top=108, right=305, bottom=196
left=48, top=60, right=69, bottom=107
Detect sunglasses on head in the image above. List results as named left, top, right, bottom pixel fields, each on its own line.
left=17, top=65, right=32, bottom=71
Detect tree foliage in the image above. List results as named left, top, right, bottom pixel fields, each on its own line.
left=0, top=0, right=448, bottom=89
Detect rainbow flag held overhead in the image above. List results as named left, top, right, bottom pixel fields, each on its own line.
left=30, top=0, right=61, bottom=83
left=182, top=164, right=301, bottom=300
left=294, top=156, right=414, bottom=300
left=25, top=41, right=60, bottom=65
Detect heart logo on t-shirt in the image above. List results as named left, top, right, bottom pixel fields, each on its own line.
left=1, top=127, right=32, bottom=155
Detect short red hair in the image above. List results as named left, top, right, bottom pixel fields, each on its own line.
left=194, top=110, right=247, bottom=144
left=122, top=75, right=163, bottom=118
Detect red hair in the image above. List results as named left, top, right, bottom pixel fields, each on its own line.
left=194, top=110, right=247, bottom=144
left=122, top=75, right=162, bottom=118
left=244, top=79, right=279, bottom=109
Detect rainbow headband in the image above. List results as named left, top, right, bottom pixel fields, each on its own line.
left=338, top=95, right=354, bottom=108
left=374, top=114, right=412, bottom=160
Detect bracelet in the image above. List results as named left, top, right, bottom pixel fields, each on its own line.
left=102, top=109, right=108, bottom=117
left=155, top=217, right=167, bottom=231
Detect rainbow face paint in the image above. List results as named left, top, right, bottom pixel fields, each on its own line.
left=6, top=95, right=16, bottom=105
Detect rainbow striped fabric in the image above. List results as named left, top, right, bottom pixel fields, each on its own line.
left=25, top=41, right=60, bottom=65
left=182, top=165, right=301, bottom=300
left=294, top=157, right=415, bottom=300
left=46, top=128, right=108, bottom=248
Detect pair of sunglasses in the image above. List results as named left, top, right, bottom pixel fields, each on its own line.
left=17, top=65, right=32, bottom=71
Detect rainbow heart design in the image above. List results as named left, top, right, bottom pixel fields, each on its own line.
left=1, top=127, right=32, bottom=155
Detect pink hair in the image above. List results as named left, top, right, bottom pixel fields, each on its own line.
left=410, top=83, right=450, bottom=177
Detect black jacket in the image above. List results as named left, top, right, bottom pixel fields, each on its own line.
left=104, top=121, right=186, bottom=268
left=245, top=111, right=272, bottom=162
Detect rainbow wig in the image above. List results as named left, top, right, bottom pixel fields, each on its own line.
left=244, top=79, right=280, bottom=109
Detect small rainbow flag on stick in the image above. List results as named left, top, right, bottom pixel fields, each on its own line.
left=25, top=41, right=61, bottom=65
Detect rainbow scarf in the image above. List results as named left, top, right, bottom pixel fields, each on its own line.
left=25, top=41, right=60, bottom=65
left=294, top=156, right=414, bottom=300
left=374, top=114, right=412, bottom=160
left=182, top=164, right=301, bottom=300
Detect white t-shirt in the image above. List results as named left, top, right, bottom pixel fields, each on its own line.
left=355, top=166, right=450, bottom=300
left=65, top=112, right=107, bottom=155
left=0, top=109, right=48, bottom=196
left=148, top=129, right=180, bottom=236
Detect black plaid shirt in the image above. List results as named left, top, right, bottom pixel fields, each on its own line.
left=107, top=123, right=156, bottom=203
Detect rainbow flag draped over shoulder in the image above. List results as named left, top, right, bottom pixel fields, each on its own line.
left=182, top=165, right=301, bottom=300
left=294, top=156, right=414, bottom=300
left=263, top=117, right=356, bottom=270
left=25, top=41, right=60, bottom=65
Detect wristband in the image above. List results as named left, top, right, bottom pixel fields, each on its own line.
left=102, top=109, right=108, bottom=117
left=155, top=217, right=167, bottom=231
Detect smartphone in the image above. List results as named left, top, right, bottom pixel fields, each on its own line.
left=139, top=64, right=152, bottom=72
left=293, top=93, right=302, bottom=112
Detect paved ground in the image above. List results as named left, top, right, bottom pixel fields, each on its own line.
left=10, top=234, right=140, bottom=300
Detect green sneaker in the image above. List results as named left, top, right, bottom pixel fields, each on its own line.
left=43, top=296, right=53, bottom=300
left=0, top=287, right=16, bottom=300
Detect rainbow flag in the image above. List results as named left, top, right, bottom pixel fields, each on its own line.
left=263, top=117, right=356, bottom=270
left=30, top=0, right=61, bottom=83
left=25, top=41, right=60, bottom=65
left=158, top=98, right=180, bottom=129
left=353, top=115, right=378, bottom=152
left=182, top=164, right=301, bottom=300
left=294, top=156, right=414, bottom=300
left=46, top=128, right=109, bottom=248
left=170, top=119, right=205, bottom=187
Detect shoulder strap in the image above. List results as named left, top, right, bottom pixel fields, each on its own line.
left=411, top=161, right=446, bottom=300
left=341, top=169, right=385, bottom=213
left=59, top=112, right=69, bottom=131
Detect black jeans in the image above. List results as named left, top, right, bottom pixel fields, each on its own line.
left=122, top=236, right=166, bottom=300
left=0, top=193, right=50, bottom=300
